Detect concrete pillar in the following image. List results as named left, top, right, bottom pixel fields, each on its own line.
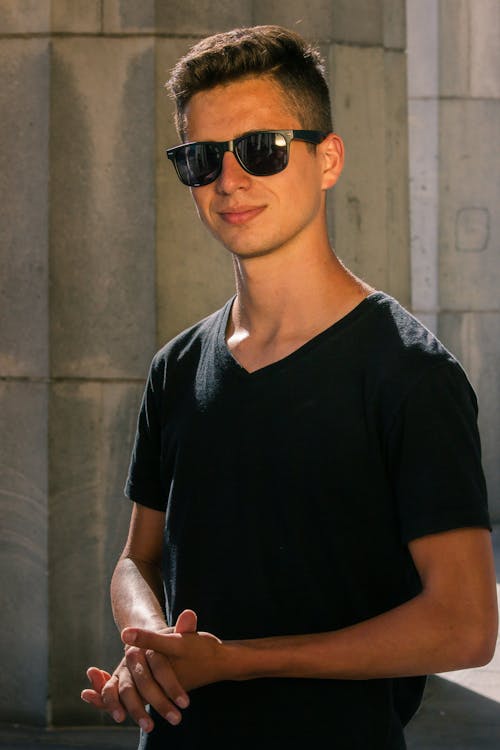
left=0, top=0, right=411, bottom=726
left=48, top=33, right=156, bottom=724
left=0, top=30, right=50, bottom=724
left=407, top=0, right=500, bottom=519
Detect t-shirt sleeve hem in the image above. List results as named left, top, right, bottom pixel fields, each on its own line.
left=402, top=512, right=492, bottom=545
left=124, top=479, right=166, bottom=513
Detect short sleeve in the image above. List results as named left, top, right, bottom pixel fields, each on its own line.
left=387, top=360, right=491, bottom=544
left=124, top=357, right=166, bottom=511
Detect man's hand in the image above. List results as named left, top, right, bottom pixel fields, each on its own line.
left=121, top=624, right=227, bottom=690
left=81, top=609, right=197, bottom=732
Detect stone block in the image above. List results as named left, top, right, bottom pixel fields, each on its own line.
left=412, top=312, right=438, bottom=336
left=0, top=0, right=50, bottom=33
left=406, top=0, right=438, bottom=98
left=49, top=380, right=144, bottom=724
left=384, top=50, right=411, bottom=308
left=383, top=0, right=406, bottom=50
left=51, top=0, right=102, bottom=33
left=470, top=0, right=500, bottom=98
left=331, top=0, right=384, bottom=45
left=439, top=0, right=470, bottom=96
left=102, top=0, right=155, bottom=32
left=438, top=312, right=500, bottom=522
left=253, top=0, right=334, bottom=42
left=156, top=0, right=252, bottom=35
left=156, top=39, right=235, bottom=346
left=329, top=45, right=389, bottom=292
left=408, top=98, right=439, bottom=314
left=438, top=99, right=500, bottom=311
left=0, top=40, right=49, bottom=377
left=0, top=381, right=48, bottom=724
left=50, top=37, right=156, bottom=379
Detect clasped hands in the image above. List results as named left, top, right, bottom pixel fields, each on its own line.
left=81, top=609, right=224, bottom=732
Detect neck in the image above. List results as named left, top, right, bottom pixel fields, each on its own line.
left=230, top=239, right=372, bottom=339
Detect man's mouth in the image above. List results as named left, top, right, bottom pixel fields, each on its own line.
left=218, top=206, right=266, bottom=225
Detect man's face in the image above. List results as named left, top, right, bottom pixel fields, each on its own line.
left=182, top=76, right=336, bottom=260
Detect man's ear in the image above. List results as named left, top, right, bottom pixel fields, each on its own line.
left=319, top=133, right=344, bottom=190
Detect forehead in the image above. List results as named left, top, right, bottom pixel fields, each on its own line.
left=183, top=76, right=300, bottom=141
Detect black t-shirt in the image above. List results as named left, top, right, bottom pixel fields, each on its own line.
left=125, top=291, right=490, bottom=749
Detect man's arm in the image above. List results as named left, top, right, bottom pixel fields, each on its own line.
left=82, top=503, right=193, bottom=731
left=122, top=527, right=498, bottom=688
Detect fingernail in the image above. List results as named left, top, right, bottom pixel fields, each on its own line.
left=81, top=696, right=90, bottom=703
left=166, top=711, right=181, bottom=725
left=175, top=695, right=189, bottom=709
left=139, top=718, right=152, bottom=732
left=112, top=710, right=122, bottom=722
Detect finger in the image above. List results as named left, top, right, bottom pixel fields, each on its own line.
left=122, top=627, right=181, bottom=655
left=87, top=667, right=112, bottom=693
left=145, top=649, right=189, bottom=709
left=175, top=609, right=197, bottom=634
left=101, top=674, right=128, bottom=724
left=124, top=647, right=183, bottom=727
left=81, top=688, right=107, bottom=709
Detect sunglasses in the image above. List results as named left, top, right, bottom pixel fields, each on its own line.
left=166, top=129, right=329, bottom=187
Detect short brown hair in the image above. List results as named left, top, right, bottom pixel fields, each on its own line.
left=166, top=25, right=333, bottom=139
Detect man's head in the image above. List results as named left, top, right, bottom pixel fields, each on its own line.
left=166, top=25, right=333, bottom=140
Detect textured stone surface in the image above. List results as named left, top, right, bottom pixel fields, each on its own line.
left=438, top=99, right=500, bottom=311
left=406, top=0, right=438, bottom=98
left=438, top=313, right=500, bottom=522
left=384, top=50, right=411, bottom=307
left=470, top=0, right=500, bottom=98
left=0, top=0, right=50, bottom=33
left=0, top=381, right=48, bottom=724
left=102, top=0, right=154, bottom=32
left=408, top=99, right=439, bottom=315
left=156, top=38, right=235, bottom=347
left=154, top=0, right=252, bottom=35
left=439, top=0, right=470, bottom=97
left=331, top=0, right=384, bottom=44
left=50, top=37, right=156, bottom=378
left=253, top=0, right=335, bottom=41
left=51, top=0, right=102, bottom=33
left=0, top=39, right=49, bottom=377
left=329, top=45, right=389, bottom=291
left=49, top=380, right=144, bottom=724
left=383, top=0, right=406, bottom=49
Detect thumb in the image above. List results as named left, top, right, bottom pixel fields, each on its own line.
left=174, top=609, right=197, bottom=634
left=121, top=627, right=179, bottom=654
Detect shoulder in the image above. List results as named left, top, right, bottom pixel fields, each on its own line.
left=362, top=292, right=464, bottom=377
left=358, top=292, right=477, bottom=420
left=147, top=298, right=233, bottom=383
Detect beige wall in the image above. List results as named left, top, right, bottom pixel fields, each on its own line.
left=1, top=0, right=409, bottom=726
left=407, top=0, right=500, bottom=521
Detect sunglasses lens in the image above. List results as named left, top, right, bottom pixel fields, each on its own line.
left=175, top=142, right=222, bottom=187
left=237, top=132, right=288, bottom=175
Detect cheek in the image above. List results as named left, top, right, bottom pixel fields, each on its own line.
left=190, top=191, right=209, bottom=222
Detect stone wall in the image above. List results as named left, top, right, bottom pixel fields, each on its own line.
left=0, top=0, right=409, bottom=726
left=407, top=0, right=500, bottom=520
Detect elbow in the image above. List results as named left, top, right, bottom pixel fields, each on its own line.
left=470, top=625, right=498, bottom=668
left=458, top=612, right=498, bottom=669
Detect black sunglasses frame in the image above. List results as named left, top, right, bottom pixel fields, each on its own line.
left=166, top=129, right=329, bottom=187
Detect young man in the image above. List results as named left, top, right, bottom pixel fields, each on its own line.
left=81, top=25, right=497, bottom=749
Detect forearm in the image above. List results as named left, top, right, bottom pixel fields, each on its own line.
left=111, top=556, right=167, bottom=633
left=223, top=589, right=496, bottom=683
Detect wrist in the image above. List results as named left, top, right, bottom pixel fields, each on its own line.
left=220, top=637, right=291, bottom=682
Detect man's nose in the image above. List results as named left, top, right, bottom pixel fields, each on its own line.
left=215, top=151, right=251, bottom=193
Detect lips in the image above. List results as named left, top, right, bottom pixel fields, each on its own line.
left=218, top=205, right=266, bottom=225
